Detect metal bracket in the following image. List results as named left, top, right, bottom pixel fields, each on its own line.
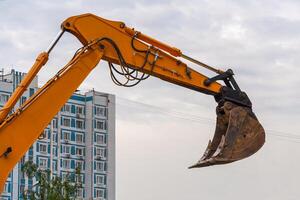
left=0, top=147, right=12, bottom=158
left=215, top=87, right=252, bottom=108
left=204, top=69, right=240, bottom=91
left=204, top=69, right=252, bottom=108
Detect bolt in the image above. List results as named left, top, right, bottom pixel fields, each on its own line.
left=99, top=44, right=105, bottom=49
left=1, top=147, right=12, bottom=158
left=120, top=23, right=125, bottom=28
left=222, top=87, right=228, bottom=92
left=227, top=69, right=234, bottom=75
left=204, top=79, right=211, bottom=86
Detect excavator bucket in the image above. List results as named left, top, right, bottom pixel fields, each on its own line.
left=189, top=101, right=265, bottom=168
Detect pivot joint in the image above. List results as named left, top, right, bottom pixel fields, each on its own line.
left=204, top=69, right=251, bottom=107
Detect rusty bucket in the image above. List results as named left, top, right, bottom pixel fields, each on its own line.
left=189, top=101, right=265, bottom=168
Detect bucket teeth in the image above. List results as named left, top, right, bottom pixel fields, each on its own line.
left=199, top=140, right=212, bottom=161
left=211, top=135, right=225, bottom=157
left=189, top=101, right=265, bottom=168
left=199, top=106, right=229, bottom=160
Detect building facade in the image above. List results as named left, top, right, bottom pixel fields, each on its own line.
left=0, top=70, right=115, bottom=200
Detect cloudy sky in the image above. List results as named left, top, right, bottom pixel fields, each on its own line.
left=1, top=0, right=300, bottom=199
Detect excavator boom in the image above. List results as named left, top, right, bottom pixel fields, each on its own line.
left=0, top=13, right=265, bottom=191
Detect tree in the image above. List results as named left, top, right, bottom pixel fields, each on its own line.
left=21, top=161, right=82, bottom=200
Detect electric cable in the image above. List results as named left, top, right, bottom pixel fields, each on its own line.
left=115, top=96, right=300, bottom=143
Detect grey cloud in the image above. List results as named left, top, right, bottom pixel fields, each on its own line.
left=1, top=0, right=300, bottom=199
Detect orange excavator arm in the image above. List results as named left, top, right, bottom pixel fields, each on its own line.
left=0, top=13, right=265, bottom=190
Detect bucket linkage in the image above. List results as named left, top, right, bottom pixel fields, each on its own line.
left=189, top=70, right=265, bottom=168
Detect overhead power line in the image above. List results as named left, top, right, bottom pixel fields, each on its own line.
left=115, top=96, right=300, bottom=143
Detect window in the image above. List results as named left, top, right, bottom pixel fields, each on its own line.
left=62, top=131, right=71, bottom=141
left=29, top=88, right=35, bottom=96
left=95, top=147, right=106, bottom=158
left=95, top=106, right=106, bottom=117
left=61, top=104, right=71, bottom=113
left=95, top=120, right=106, bottom=130
left=0, top=94, right=9, bottom=103
left=76, top=106, right=84, bottom=115
left=20, top=156, right=25, bottom=165
left=75, top=160, right=84, bottom=170
left=52, top=160, right=57, bottom=172
left=49, top=118, right=57, bottom=129
left=28, top=155, right=33, bottom=161
left=52, top=146, right=57, bottom=156
left=76, top=120, right=84, bottom=129
left=62, top=117, right=71, bottom=127
left=39, top=143, right=47, bottom=154
left=95, top=161, right=106, bottom=172
left=95, top=175, right=105, bottom=185
left=20, top=185, right=25, bottom=194
left=76, top=133, right=84, bottom=143
left=95, top=134, right=106, bottom=145
left=52, top=133, right=57, bottom=143
left=21, top=96, right=27, bottom=104
left=95, top=188, right=105, bottom=198
left=76, top=188, right=84, bottom=198
left=52, top=118, right=58, bottom=128
left=62, top=145, right=71, bottom=154
left=75, top=174, right=84, bottom=183
left=76, top=147, right=85, bottom=156
left=62, top=159, right=71, bottom=169
left=39, top=158, right=48, bottom=169
left=38, top=129, right=48, bottom=140
left=4, top=182, right=9, bottom=193
left=61, top=172, right=68, bottom=181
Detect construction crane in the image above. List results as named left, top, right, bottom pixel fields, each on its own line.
left=0, top=13, right=265, bottom=191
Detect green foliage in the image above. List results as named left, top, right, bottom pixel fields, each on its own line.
left=21, top=161, right=82, bottom=200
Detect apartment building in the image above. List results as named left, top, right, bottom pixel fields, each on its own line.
left=0, top=70, right=115, bottom=200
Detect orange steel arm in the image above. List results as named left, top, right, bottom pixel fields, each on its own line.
left=0, top=52, right=48, bottom=123
left=0, top=42, right=104, bottom=189
left=0, top=14, right=224, bottom=189
left=61, top=14, right=222, bottom=94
